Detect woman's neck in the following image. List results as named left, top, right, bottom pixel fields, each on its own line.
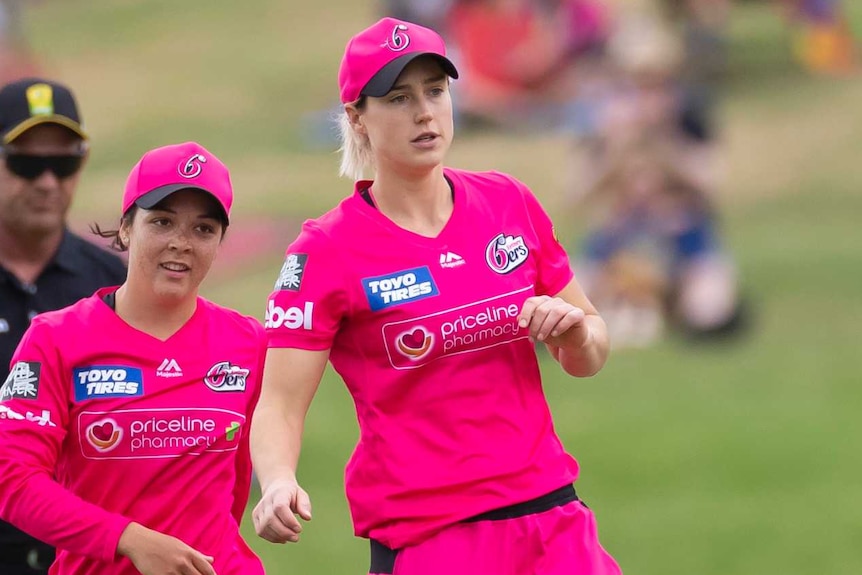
left=114, top=283, right=198, bottom=341
left=370, top=166, right=453, bottom=238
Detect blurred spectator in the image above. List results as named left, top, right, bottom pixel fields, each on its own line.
left=574, top=140, right=742, bottom=347
left=0, top=77, right=127, bottom=574
left=776, top=0, right=857, bottom=74
left=568, top=6, right=688, bottom=197
left=446, top=0, right=610, bottom=131
left=662, top=0, right=730, bottom=148
left=0, top=1, right=39, bottom=84
left=567, top=2, right=727, bottom=202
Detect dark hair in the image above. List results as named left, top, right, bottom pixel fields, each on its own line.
left=90, top=206, right=137, bottom=252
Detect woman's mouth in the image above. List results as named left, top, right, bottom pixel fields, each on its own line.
left=160, top=262, right=190, bottom=273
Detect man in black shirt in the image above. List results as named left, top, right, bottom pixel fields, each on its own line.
left=0, top=78, right=126, bottom=573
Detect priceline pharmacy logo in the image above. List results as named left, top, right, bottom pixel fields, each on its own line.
left=78, top=408, right=245, bottom=460
left=383, top=286, right=532, bottom=369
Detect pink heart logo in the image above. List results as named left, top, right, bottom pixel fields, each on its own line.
left=92, top=422, right=114, bottom=442
left=400, top=328, right=426, bottom=350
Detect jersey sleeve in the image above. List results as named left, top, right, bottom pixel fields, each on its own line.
left=512, top=176, right=575, bottom=296
left=0, top=319, right=132, bottom=562
left=230, top=321, right=267, bottom=525
left=265, top=222, right=349, bottom=350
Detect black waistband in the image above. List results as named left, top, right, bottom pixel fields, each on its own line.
left=369, top=485, right=578, bottom=573
left=463, top=484, right=578, bottom=523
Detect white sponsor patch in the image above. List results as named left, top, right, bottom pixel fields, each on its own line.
left=265, top=301, right=313, bottom=330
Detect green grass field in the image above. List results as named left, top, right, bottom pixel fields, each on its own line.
left=23, top=1, right=862, bottom=573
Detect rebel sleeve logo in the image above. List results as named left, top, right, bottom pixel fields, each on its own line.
left=265, top=300, right=314, bottom=330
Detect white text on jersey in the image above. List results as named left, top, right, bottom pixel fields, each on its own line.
left=265, top=301, right=313, bottom=330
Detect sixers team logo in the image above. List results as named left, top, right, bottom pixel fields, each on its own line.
left=204, top=362, right=249, bottom=393
left=395, top=326, right=434, bottom=360
left=86, top=418, right=122, bottom=452
left=382, top=24, right=410, bottom=52
left=179, top=154, right=207, bottom=179
left=485, top=233, right=529, bottom=274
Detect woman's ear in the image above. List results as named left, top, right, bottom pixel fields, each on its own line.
left=345, top=104, right=366, bottom=136
left=119, top=220, right=131, bottom=248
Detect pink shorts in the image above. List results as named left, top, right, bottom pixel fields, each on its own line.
left=369, top=486, right=622, bottom=575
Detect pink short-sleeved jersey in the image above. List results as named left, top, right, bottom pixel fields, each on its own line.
left=0, top=289, right=266, bottom=575
left=266, top=168, right=580, bottom=549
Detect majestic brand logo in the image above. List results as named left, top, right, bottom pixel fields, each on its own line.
left=362, top=267, right=439, bottom=311
left=439, top=251, right=465, bottom=269
left=275, top=253, right=307, bottom=291
left=179, top=154, right=207, bottom=179
left=0, top=362, right=40, bottom=402
left=156, top=358, right=183, bottom=378
left=204, top=361, right=249, bottom=393
left=265, top=300, right=313, bottom=330
left=382, top=24, right=410, bottom=52
left=485, top=233, right=529, bottom=274
left=74, top=366, right=144, bottom=401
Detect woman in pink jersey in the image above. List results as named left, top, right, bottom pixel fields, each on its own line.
left=252, top=17, right=622, bottom=575
left=0, top=142, right=266, bottom=575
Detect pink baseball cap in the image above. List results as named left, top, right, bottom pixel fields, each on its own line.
left=338, top=17, right=459, bottom=104
left=122, top=141, right=232, bottom=224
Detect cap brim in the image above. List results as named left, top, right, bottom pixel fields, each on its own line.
left=361, top=53, right=459, bottom=98
left=135, top=184, right=229, bottom=224
left=3, top=115, right=88, bottom=145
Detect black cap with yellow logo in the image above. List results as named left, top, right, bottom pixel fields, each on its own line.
left=0, top=78, right=88, bottom=145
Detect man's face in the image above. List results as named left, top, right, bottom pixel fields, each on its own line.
left=0, top=124, right=86, bottom=238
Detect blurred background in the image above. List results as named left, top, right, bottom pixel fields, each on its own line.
left=3, top=0, right=861, bottom=573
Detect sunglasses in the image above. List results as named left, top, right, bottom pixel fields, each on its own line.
left=3, top=153, right=85, bottom=180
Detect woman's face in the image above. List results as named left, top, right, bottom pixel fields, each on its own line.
left=353, top=56, right=454, bottom=177
left=122, top=188, right=224, bottom=304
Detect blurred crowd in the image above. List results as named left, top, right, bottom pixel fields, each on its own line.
left=381, top=0, right=855, bottom=348
left=778, top=0, right=857, bottom=74
left=2, top=0, right=858, bottom=349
